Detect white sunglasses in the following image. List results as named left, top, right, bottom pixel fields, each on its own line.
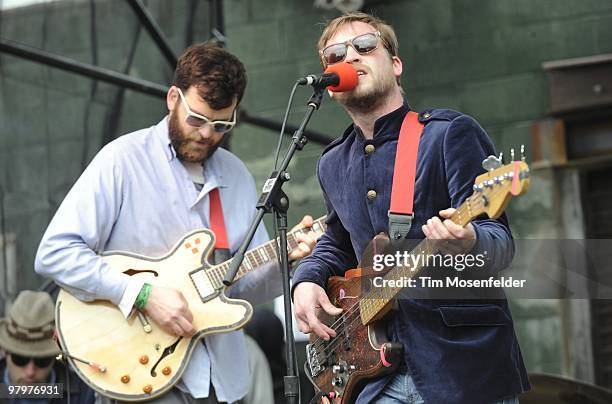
left=176, top=87, right=236, bottom=133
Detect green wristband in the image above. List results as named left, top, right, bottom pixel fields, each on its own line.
left=135, top=283, right=152, bottom=310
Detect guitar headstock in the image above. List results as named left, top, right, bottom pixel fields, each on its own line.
left=469, top=147, right=530, bottom=219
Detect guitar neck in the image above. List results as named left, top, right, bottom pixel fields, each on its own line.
left=359, top=198, right=478, bottom=324
left=204, top=217, right=327, bottom=289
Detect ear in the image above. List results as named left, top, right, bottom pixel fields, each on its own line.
left=167, top=86, right=178, bottom=112
left=392, top=56, right=403, bottom=80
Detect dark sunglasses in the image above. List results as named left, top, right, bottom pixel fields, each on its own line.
left=321, top=31, right=381, bottom=65
left=10, top=353, right=54, bottom=368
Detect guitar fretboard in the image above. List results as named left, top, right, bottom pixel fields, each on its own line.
left=359, top=195, right=481, bottom=324
left=201, top=217, right=327, bottom=289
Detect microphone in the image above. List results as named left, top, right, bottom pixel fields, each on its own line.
left=298, top=62, right=359, bottom=92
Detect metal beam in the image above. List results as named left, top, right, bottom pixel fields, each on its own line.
left=209, top=0, right=226, bottom=46
left=125, top=0, right=177, bottom=68
left=0, top=39, right=167, bottom=98
left=0, top=40, right=333, bottom=145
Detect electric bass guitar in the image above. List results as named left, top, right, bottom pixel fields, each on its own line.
left=305, top=157, right=530, bottom=403
left=56, top=217, right=326, bottom=401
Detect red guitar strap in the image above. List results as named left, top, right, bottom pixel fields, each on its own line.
left=209, top=188, right=230, bottom=263
left=388, top=111, right=425, bottom=240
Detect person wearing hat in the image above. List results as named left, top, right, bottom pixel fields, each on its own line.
left=0, top=290, right=95, bottom=403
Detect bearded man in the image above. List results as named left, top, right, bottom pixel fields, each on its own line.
left=36, top=43, right=315, bottom=404
left=292, top=12, right=530, bottom=404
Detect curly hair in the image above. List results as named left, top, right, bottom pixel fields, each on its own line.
left=173, top=43, right=247, bottom=110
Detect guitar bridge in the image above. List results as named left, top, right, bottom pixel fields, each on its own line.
left=306, top=343, right=324, bottom=377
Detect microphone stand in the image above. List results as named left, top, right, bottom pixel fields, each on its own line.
left=224, top=85, right=325, bottom=404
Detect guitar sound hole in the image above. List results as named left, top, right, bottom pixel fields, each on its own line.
left=123, top=269, right=159, bottom=277
left=150, top=337, right=182, bottom=377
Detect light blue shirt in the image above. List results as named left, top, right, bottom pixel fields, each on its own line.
left=35, top=117, right=281, bottom=402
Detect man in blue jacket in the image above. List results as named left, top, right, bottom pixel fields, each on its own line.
left=292, top=12, right=530, bottom=404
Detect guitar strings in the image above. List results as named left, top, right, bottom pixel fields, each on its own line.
left=309, top=178, right=518, bottom=363
left=308, top=174, right=522, bottom=361
left=306, top=188, right=496, bottom=361
left=308, top=227, right=469, bottom=361
left=205, top=219, right=325, bottom=288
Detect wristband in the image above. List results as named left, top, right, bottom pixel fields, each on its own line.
left=135, top=283, right=152, bottom=310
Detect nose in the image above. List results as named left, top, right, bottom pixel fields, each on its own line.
left=197, top=124, right=214, bottom=139
left=24, top=362, right=36, bottom=377
left=344, top=44, right=361, bottom=63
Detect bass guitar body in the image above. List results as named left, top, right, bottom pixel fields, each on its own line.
left=304, top=270, right=403, bottom=404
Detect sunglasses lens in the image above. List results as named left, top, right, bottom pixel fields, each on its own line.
left=10, top=354, right=54, bottom=367
left=323, top=44, right=347, bottom=65
left=185, top=115, right=207, bottom=128
left=212, top=123, right=234, bottom=133
left=34, top=356, right=54, bottom=367
left=353, top=33, right=378, bottom=53
left=10, top=354, right=30, bottom=367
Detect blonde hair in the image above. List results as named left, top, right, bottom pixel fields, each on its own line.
left=317, top=12, right=399, bottom=67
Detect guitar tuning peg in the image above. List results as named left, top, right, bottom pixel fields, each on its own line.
left=511, top=148, right=515, bottom=161
left=482, top=155, right=502, bottom=172
left=498, top=152, right=504, bottom=164
left=521, top=145, right=526, bottom=162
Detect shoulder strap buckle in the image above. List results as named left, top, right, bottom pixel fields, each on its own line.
left=388, top=211, right=414, bottom=240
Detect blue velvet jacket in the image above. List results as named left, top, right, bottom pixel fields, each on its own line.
left=293, top=104, right=530, bottom=403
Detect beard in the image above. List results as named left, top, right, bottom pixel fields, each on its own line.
left=333, top=66, right=397, bottom=114
left=168, top=111, right=221, bottom=163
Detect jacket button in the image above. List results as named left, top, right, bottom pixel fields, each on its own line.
left=365, top=144, right=375, bottom=154
left=367, top=190, right=377, bottom=200
left=422, top=111, right=431, bottom=119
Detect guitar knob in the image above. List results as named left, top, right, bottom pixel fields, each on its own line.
left=332, top=377, right=344, bottom=387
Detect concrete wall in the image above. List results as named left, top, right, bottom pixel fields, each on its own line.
left=2, top=0, right=612, bottom=380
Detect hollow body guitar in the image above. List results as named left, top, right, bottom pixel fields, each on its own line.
left=56, top=217, right=326, bottom=402
left=305, top=159, right=530, bottom=403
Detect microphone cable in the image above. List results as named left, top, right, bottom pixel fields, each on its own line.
left=273, top=80, right=301, bottom=170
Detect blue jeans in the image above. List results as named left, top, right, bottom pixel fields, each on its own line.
left=372, top=372, right=519, bottom=404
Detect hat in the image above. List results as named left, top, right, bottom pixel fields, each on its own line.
left=0, top=290, right=60, bottom=357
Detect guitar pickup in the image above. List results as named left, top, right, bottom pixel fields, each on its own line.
left=340, top=316, right=351, bottom=351
left=189, top=270, right=217, bottom=301
left=306, top=343, right=324, bottom=377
